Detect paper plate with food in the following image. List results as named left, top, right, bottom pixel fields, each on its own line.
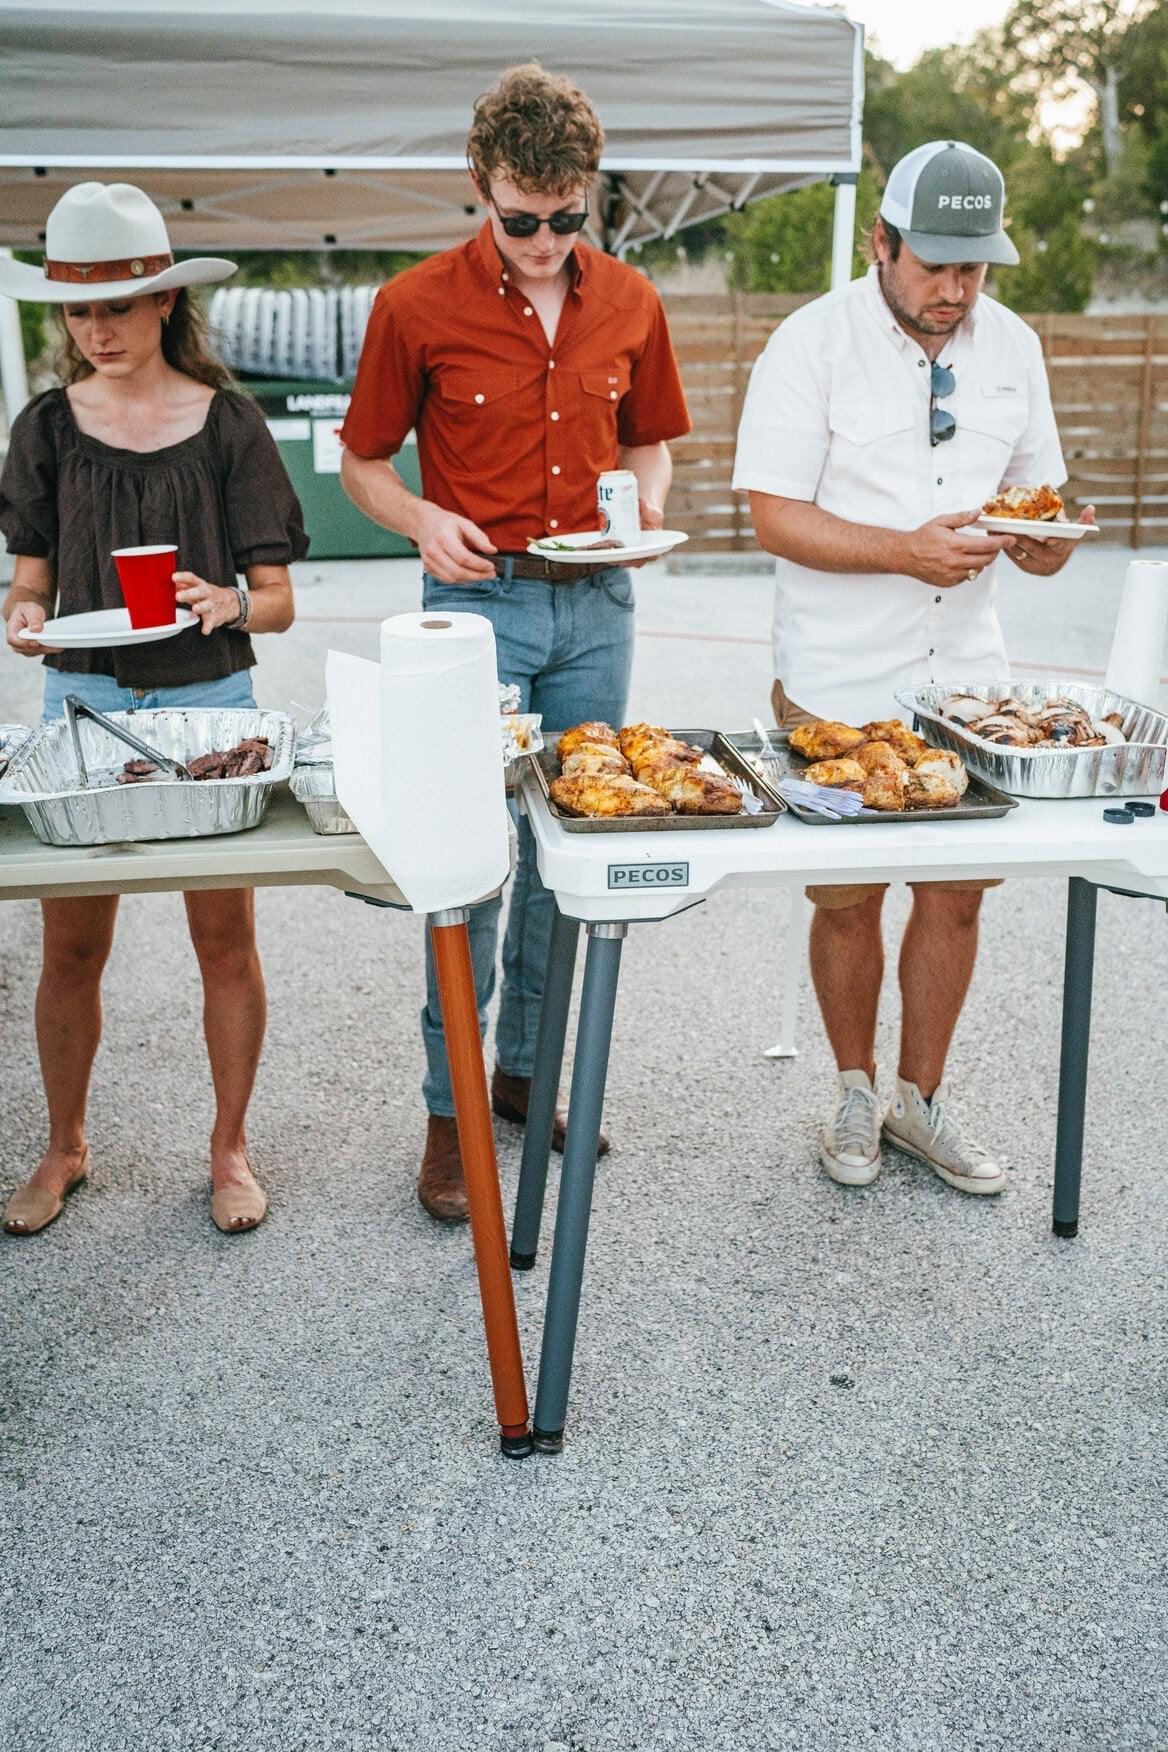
left=527, top=529, right=689, bottom=564
left=977, top=486, right=1097, bottom=540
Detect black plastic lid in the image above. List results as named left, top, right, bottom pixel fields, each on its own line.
left=1127, top=800, right=1155, bottom=817
left=1103, top=807, right=1134, bottom=824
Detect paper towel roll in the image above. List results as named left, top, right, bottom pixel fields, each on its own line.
left=1104, top=560, right=1168, bottom=708
left=327, top=611, right=511, bottom=914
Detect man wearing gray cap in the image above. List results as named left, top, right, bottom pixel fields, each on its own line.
left=733, top=140, right=1094, bottom=1198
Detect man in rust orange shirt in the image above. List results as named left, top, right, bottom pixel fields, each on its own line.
left=341, top=63, right=691, bottom=1222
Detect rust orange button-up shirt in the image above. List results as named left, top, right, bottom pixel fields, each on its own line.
left=340, top=223, right=692, bottom=551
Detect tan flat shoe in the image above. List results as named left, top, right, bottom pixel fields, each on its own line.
left=4, top=1148, right=90, bottom=1237
left=210, top=1167, right=267, bottom=1234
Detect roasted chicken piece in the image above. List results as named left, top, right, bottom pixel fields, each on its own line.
left=549, top=772, right=671, bottom=818
left=803, top=757, right=866, bottom=791
left=556, top=722, right=620, bottom=762
left=560, top=742, right=630, bottom=777
left=904, top=769, right=962, bottom=809
left=789, top=720, right=867, bottom=762
left=861, top=720, right=931, bottom=762
left=855, top=740, right=909, bottom=776
left=619, top=723, right=703, bottom=769
left=913, top=749, right=969, bottom=796
left=861, top=767, right=908, bottom=811
left=634, top=757, right=742, bottom=814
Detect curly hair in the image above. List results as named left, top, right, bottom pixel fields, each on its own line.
left=468, top=62, right=604, bottom=197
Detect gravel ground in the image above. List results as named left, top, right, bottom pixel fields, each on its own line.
left=2, top=548, right=1167, bottom=1751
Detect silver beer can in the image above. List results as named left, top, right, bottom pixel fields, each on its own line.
left=597, top=470, right=641, bottom=543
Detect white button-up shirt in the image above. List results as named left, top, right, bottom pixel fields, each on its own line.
left=732, top=266, right=1066, bottom=724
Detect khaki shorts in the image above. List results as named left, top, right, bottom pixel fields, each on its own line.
left=771, top=678, right=1003, bottom=912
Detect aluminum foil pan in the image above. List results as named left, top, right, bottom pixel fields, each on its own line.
left=896, top=681, right=1168, bottom=799
left=0, top=724, right=31, bottom=786
left=0, top=708, right=295, bottom=846
left=289, top=763, right=357, bottom=835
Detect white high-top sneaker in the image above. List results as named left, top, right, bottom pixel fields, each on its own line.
left=819, top=1070, right=883, bottom=1186
left=882, top=1077, right=1008, bottom=1195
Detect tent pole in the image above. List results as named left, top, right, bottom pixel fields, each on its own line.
left=829, top=175, right=858, bottom=293
left=0, top=251, right=30, bottom=428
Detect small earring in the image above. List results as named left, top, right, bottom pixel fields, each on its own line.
left=162, top=312, right=170, bottom=325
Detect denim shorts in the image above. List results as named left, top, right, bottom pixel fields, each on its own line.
left=41, top=668, right=258, bottom=724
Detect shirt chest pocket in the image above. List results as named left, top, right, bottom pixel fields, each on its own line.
left=436, top=367, right=522, bottom=417
left=828, top=397, right=917, bottom=449
left=575, top=365, right=633, bottom=472
left=961, top=394, right=1028, bottom=449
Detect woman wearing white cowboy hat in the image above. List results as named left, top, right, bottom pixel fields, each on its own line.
left=0, top=182, right=308, bottom=1237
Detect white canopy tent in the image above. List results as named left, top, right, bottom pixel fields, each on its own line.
left=0, top=0, right=863, bottom=413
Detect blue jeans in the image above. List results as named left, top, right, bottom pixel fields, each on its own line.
left=41, top=669, right=258, bottom=722
left=420, top=565, right=635, bottom=1116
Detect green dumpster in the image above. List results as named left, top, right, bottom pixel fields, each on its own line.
left=249, top=380, right=421, bottom=560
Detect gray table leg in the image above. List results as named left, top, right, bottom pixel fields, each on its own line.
left=532, top=921, right=627, bottom=1453
left=511, top=906, right=581, bottom=1270
left=1053, top=877, right=1098, bottom=1239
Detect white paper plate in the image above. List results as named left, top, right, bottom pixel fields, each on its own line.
left=526, top=529, right=689, bottom=564
left=977, top=516, right=1098, bottom=541
left=19, top=608, right=198, bottom=649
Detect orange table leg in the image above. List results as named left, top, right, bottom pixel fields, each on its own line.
left=429, top=910, right=533, bottom=1457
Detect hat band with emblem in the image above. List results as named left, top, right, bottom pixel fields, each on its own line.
left=0, top=181, right=236, bottom=304
left=45, top=251, right=175, bottom=285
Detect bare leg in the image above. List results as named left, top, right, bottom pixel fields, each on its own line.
left=26, top=897, right=120, bottom=1196
left=808, top=892, right=885, bottom=1079
left=183, top=888, right=265, bottom=1193
left=898, top=887, right=983, bottom=1098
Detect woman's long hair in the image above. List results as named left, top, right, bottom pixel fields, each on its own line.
left=54, top=287, right=235, bottom=390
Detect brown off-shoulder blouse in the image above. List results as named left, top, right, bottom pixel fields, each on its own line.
left=0, top=387, right=309, bottom=688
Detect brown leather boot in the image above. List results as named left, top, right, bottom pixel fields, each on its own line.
left=491, top=1066, right=610, bottom=1157
left=417, top=1116, right=468, bottom=1224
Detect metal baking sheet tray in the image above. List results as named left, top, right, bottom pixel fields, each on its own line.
left=532, top=728, right=787, bottom=832
left=897, top=681, right=1168, bottom=799
left=0, top=724, right=31, bottom=785
left=726, top=730, right=1018, bottom=825
left=0, top=708, right=295, bottom=847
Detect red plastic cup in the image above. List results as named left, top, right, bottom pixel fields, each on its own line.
left=111, top=544, right=179, bottom=630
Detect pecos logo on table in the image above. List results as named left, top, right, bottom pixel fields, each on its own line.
left=608, top=862, right=689, bottom=889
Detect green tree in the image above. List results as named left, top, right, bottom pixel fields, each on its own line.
left=1003, top=0, right=1154, bottom=175
left=993, top=216, right=1095, bottom=310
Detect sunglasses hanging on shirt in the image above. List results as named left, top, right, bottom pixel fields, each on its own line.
left=930, top=361, right=957, bottom=447
left=487, top=190, right=589, bottom=238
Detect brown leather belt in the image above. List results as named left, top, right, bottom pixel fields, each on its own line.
left=494, top=553, right=616, bottom=582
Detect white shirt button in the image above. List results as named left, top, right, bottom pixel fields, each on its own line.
left=524, top=306, right=533, bottom=317
left=498, top=287, right=505, bottom=296
left=502, top=272, right=509, bottom=281
left=549, top=519, right=559, bottom=529
left=550, top=411, right=560, bottom=421
left=548, top=360, right=555, bottom=370
left=551, top=465, right=561, bottom=475
left=609, top=391, right=618, bottom=400
left=474, top=393, right=485, bottom=404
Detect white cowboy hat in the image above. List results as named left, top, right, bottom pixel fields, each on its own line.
left=0, top=181, right=236, bottom=302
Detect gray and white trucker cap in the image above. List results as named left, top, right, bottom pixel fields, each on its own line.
left=880, top=140, right=1019, bottom=267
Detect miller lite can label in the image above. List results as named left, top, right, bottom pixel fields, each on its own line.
left=597, top=470, right=641, bottom=544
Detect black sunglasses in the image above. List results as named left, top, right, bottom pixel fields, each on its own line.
left=930, top=361, right=956, bottom=447
left=487, top=190, right=589, bottom=238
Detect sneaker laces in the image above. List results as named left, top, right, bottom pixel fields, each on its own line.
left=925, top=1091, right=992, bottom=1170
left=835, top=1084, right=879, bottom=1157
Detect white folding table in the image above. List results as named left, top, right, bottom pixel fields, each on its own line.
left=511, top=774, right=1168, bottom=1451
left=0, top=792, right=535, bottom=1455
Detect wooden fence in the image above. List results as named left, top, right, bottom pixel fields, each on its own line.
left=661, top=294, right=1168, bottom=550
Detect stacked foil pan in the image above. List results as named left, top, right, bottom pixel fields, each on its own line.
left=0, top=709, right=295, bottom=846
left=0, top=724, right=31, bottom=785
left=897, top=681, right=1168, bottom=799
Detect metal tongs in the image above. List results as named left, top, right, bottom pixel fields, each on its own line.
left=64, top=694, right=194, bottom=788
